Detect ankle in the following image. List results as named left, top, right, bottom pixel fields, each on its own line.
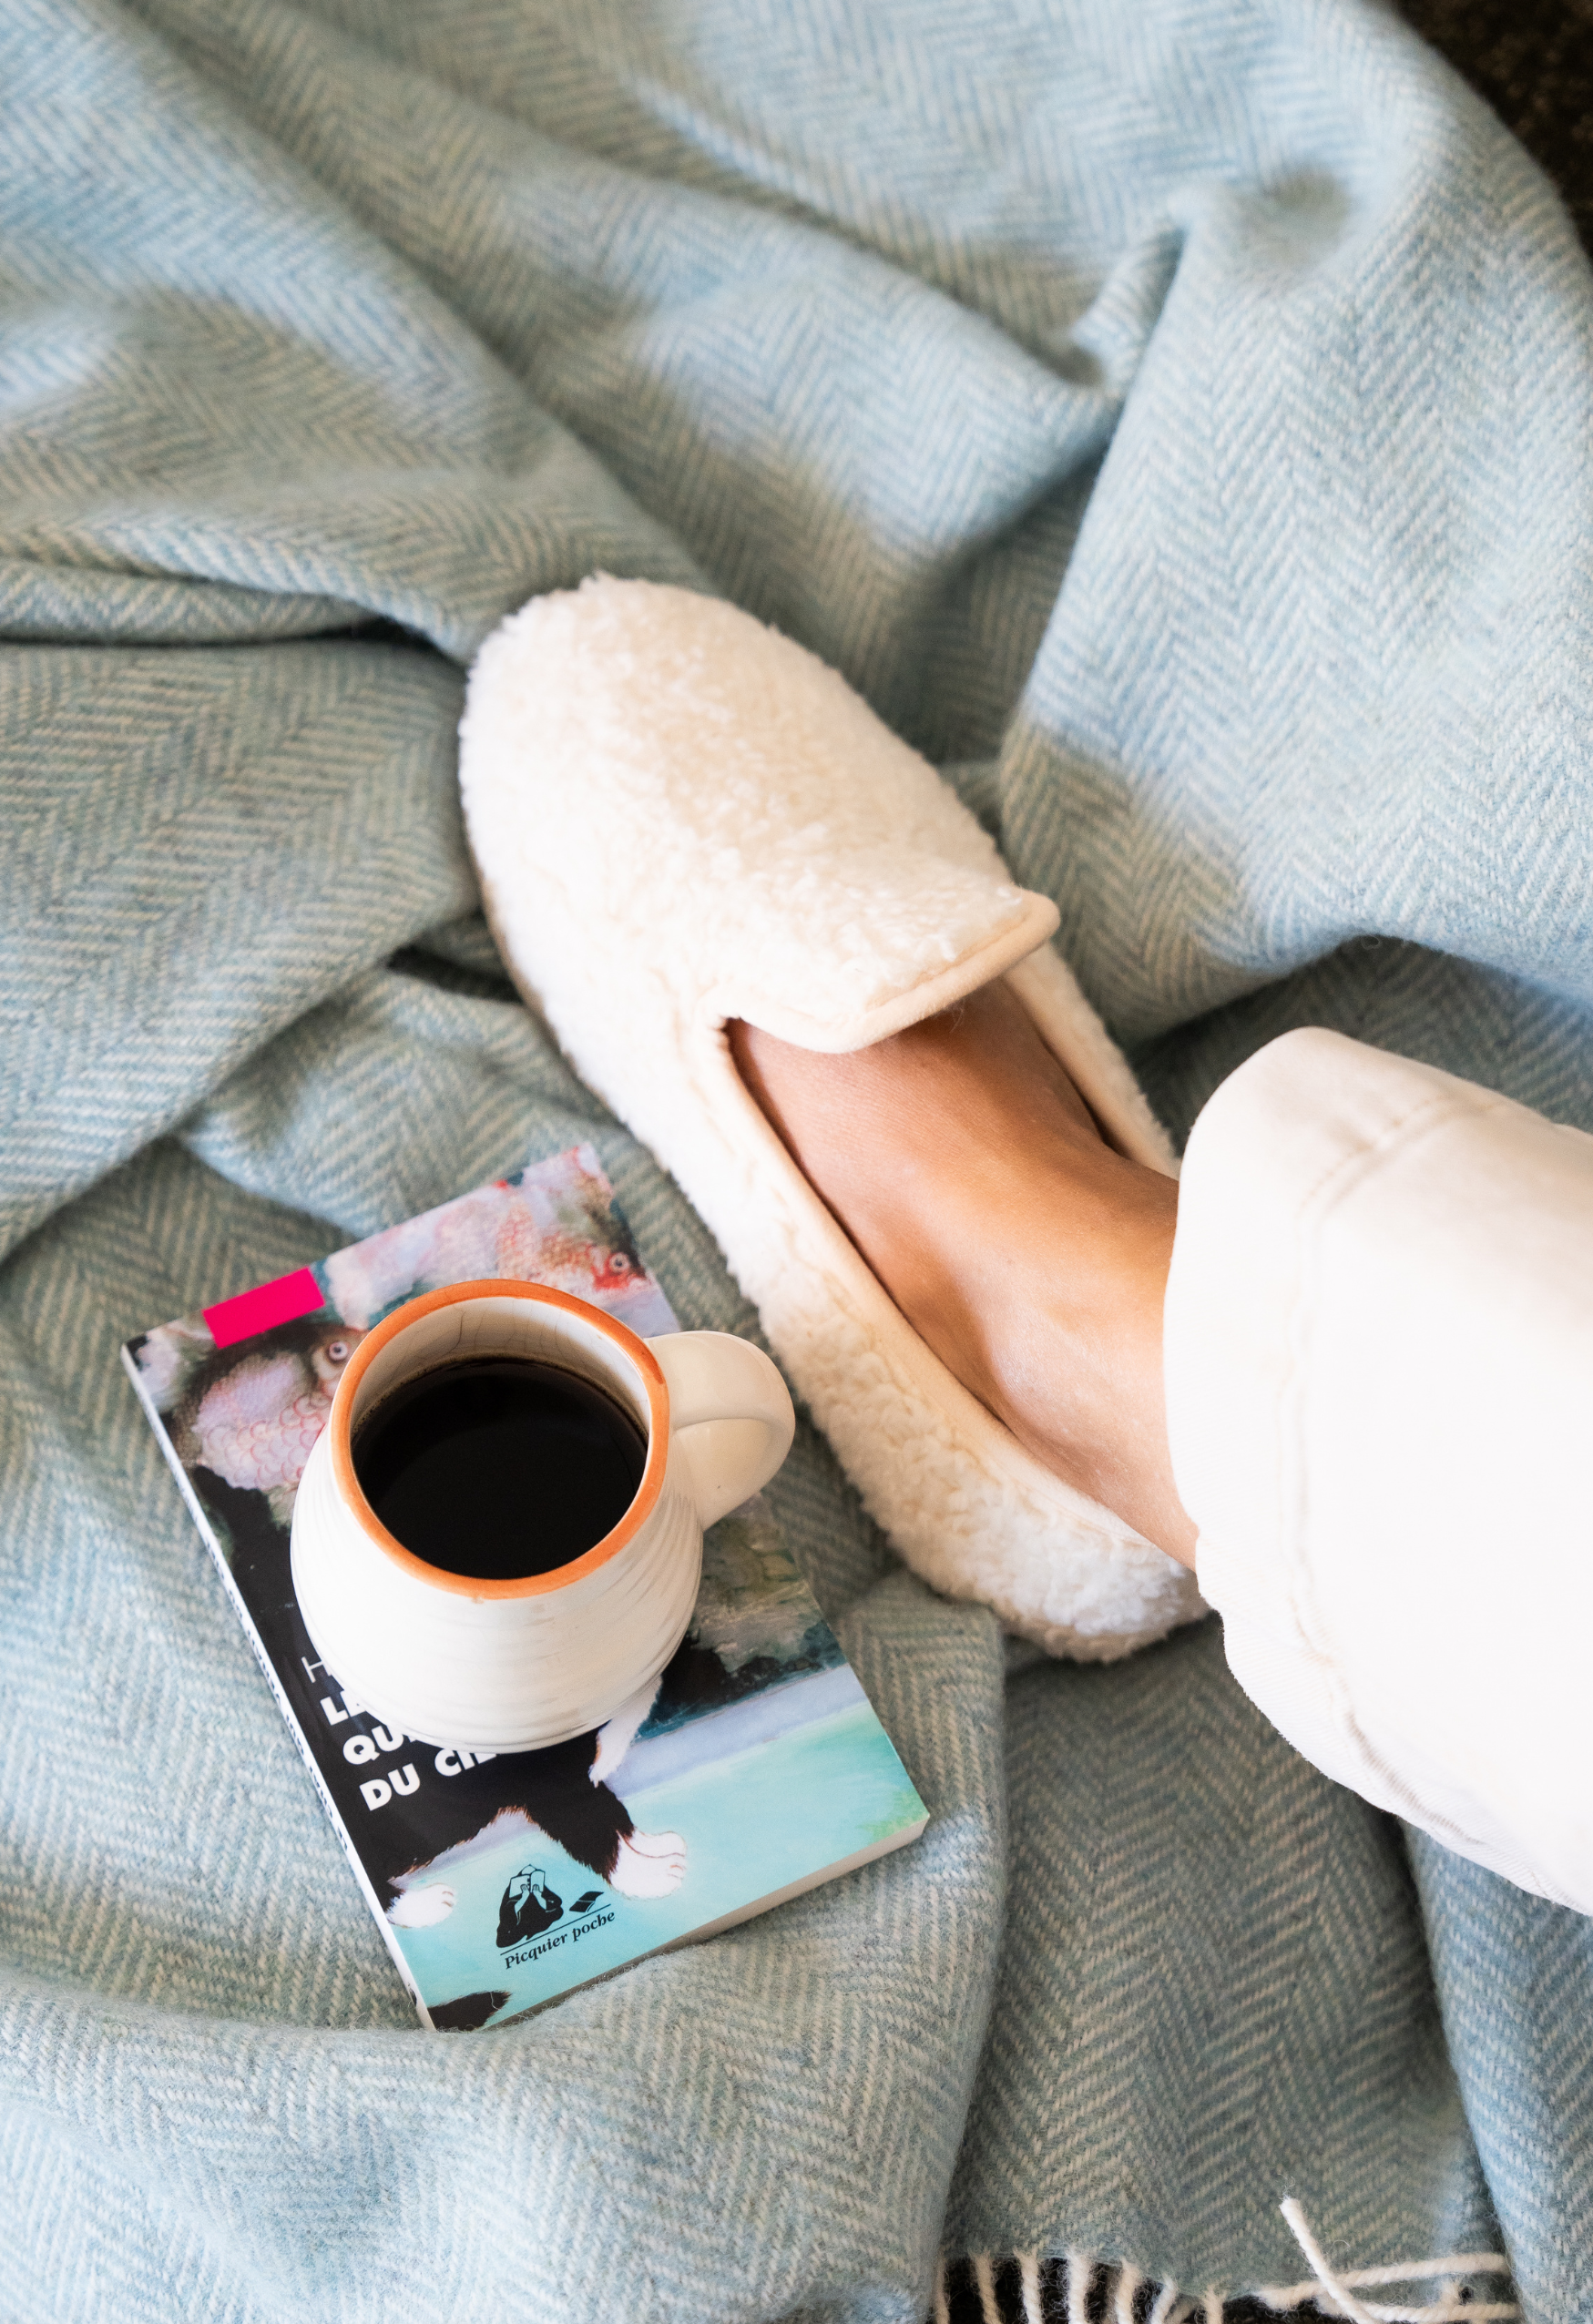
left=729, top=1001, right=1199, bottom=1570
left=947, top=1147, right=1191, bottom=1551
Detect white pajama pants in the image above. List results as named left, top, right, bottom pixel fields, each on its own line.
left=1167, top=1027, right=1593, bottom=1916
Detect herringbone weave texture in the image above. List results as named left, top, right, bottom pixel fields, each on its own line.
left=3, top=2, right=1591, bottom=2319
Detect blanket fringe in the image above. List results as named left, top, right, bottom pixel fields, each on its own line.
left=931, top=2223, right=1519, bottom=2324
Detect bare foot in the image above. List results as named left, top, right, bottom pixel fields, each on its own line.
left=730, top=983, right=1198, bottom=1568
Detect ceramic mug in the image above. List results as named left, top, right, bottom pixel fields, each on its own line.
left=289, top=1279, right=795, bottom=1753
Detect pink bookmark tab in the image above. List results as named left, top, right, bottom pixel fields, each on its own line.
left=204, top=1267, right=325, bottom=1350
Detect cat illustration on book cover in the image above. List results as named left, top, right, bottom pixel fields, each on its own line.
left=126, top=1147, right=871, bottom=2032
left=128, top=1155, right=693, bottom=1919
left=127, top=1150, right=836, bottom=1937
left=135, top=1308, right=694, bottom=1912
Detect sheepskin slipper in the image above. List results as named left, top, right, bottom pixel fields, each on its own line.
left=459, top=577, right=1206, bottom=1660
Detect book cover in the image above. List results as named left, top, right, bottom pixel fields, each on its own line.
left=122, top=1147, right=926, bottom=2031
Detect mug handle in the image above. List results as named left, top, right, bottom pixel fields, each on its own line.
left=648, top=1331, right=796, bottom=1528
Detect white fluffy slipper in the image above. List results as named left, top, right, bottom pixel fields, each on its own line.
left=459, top=578, right=1206, bottom=1659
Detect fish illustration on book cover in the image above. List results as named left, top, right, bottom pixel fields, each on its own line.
left=124, top=1146, right=925, bottom=2028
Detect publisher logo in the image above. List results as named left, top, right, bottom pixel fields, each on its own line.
left=496, top=1864, right=563, bottom=1951
left=496, top=1866, right=613, bottom=1966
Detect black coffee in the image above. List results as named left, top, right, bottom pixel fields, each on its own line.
left=352, top=1356, right=648, bottom=1583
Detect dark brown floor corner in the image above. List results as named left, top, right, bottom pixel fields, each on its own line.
left=1402, top=0, right=1593, bottom=256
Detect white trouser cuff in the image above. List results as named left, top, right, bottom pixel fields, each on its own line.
left=1165, top=1026, right=1593, bottom=1913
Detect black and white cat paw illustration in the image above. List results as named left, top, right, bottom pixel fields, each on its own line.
left=608, top=1829, right=687, bottom=1898
left=387, top=1882, right=456, bottom=1928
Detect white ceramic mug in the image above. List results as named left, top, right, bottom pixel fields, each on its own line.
left=289, top=1279, right=795, bottom=1753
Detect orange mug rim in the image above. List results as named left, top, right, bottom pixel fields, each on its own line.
left=327, top=1279, right=670, bottom=1601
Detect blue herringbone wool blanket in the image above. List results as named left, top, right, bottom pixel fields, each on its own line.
left=5, top=2, right=1592, bottom=2317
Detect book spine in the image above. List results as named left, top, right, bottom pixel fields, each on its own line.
left=119, top=1346, right=434, bottom=2030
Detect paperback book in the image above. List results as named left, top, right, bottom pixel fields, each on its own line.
left=123, top=1147, right=926, bottom=2031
